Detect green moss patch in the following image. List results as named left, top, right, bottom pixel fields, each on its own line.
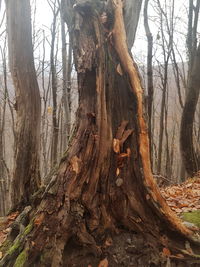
left=14, top=250, right=27, bottom=267
left=7, top=239, right=21, bottom=255
left=181, top=210, right=200, bottom=228
left=23, top=223, right=33, bottom=236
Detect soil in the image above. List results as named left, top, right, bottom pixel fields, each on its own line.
left=63, top=231, right=198, bottom=267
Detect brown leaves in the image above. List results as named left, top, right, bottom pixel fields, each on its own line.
left=7, top=211, right=19, bottom=222
left=0, top=211, right=19, bottom=247
left=34, top=213, right=44, bottom=227
left=98, top=258, right=108, bottom=267
left=0, top=231, right=7, bottom=247
left=163, top=247, right=171, bottom=256
left=160, top=178, right=200, bottom=214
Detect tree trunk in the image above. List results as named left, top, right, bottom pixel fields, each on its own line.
left=50, top=4, right=59, bottom=167
left=1, top=1, right=200, bottom=266
left=5, top=0, right=41, bottom=207
left=180, top=43, right=200, bottom=175
left=180, top=0, right=200, bottom=176
left=144, top=0, right=153, bottom=165
left=61, top=15, right=71, bottom=152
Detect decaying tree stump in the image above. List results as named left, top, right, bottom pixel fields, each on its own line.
left=1, top=1, right=200, bottom=266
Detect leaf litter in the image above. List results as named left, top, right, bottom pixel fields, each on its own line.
left=160, top=175, right=200, bottom=216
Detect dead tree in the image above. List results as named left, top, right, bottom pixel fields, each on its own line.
left=1, top=1, right=200, bottom=266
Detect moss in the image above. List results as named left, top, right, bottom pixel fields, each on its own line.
left=14, top=250, right=27, bottom=267
left=181, top=210, right=200, bottom=228
left=7, top=239, right=21, bottom=255
left=23, top=222, right=33, bottom=236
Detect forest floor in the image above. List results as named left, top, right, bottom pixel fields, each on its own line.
left=0, top=175, right=200, bottom=266
left=160, top=173, right=200, bottom=229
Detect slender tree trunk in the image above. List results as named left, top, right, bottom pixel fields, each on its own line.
left=180, top=0, right=200, bottom=176
left=0, top=40, right=11, bottom=215
left=5, top=0, right=41, bottom=207
left=0, top=82, right=6, bottom=216
left=157, top=63, right=168, bottom=174
left=180, top=43, right=200, bottom=175
left=144, top=0, right=153, bottom=165
left=1, top=1, right=200, bottom=266
left=61, top=15, right=71, bottom=151
left=50, top=5, right=59, bottom=167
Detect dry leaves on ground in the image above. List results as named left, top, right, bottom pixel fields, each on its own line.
left=160, top=176, right=200, bottom=215
left=0, top=211, right=19, bottom=247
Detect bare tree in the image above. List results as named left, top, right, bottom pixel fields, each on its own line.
left=144, top=0, right=154, bottom=165
left=180, top=42, right=200, bottom=175
left=156, top=0, right=174, bottom=174
left=5, top=0, right=41, bottom=207
left=60, top=12, right=71, bottom=152
left=180, top=0, right=200, bottom=176
left=48, top=0, right=60, bottom=167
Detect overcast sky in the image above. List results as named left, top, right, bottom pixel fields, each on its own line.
left=33, top=0, right=191, bottom=64
left=0, top=0, right=198, bottom=66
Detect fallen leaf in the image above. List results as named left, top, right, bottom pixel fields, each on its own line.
left=34, top=213, right=44, bottom=226
left=104, top=237, right=113, bottom=247
left=98, top=258, right=108, bottom=267
left=0, top=251, right=2, bottom=260
left=163, top=247, right=171, bottom=256
left=7, top=211, right=19, bottom=222
left=0, top=232, right=7, bottom=246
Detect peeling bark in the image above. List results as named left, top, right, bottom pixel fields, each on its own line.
left=1, top=1, right=200, bottom=266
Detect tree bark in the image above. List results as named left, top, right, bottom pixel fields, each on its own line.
left=144, top=0, right=154, bottom=165
left=1, top=1, right=200, bottom=266
left=180, top=43, right=200, bottom=175
left=180, top=0, right=200, bottom=176
left=61, top=15, right=71, bottom=152
left=50, top=3, right=59, bottom=167
left=5, top=0, right=41, bottom=207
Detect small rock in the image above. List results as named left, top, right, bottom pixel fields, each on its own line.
left=116, top=178, right=123, bottom=187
